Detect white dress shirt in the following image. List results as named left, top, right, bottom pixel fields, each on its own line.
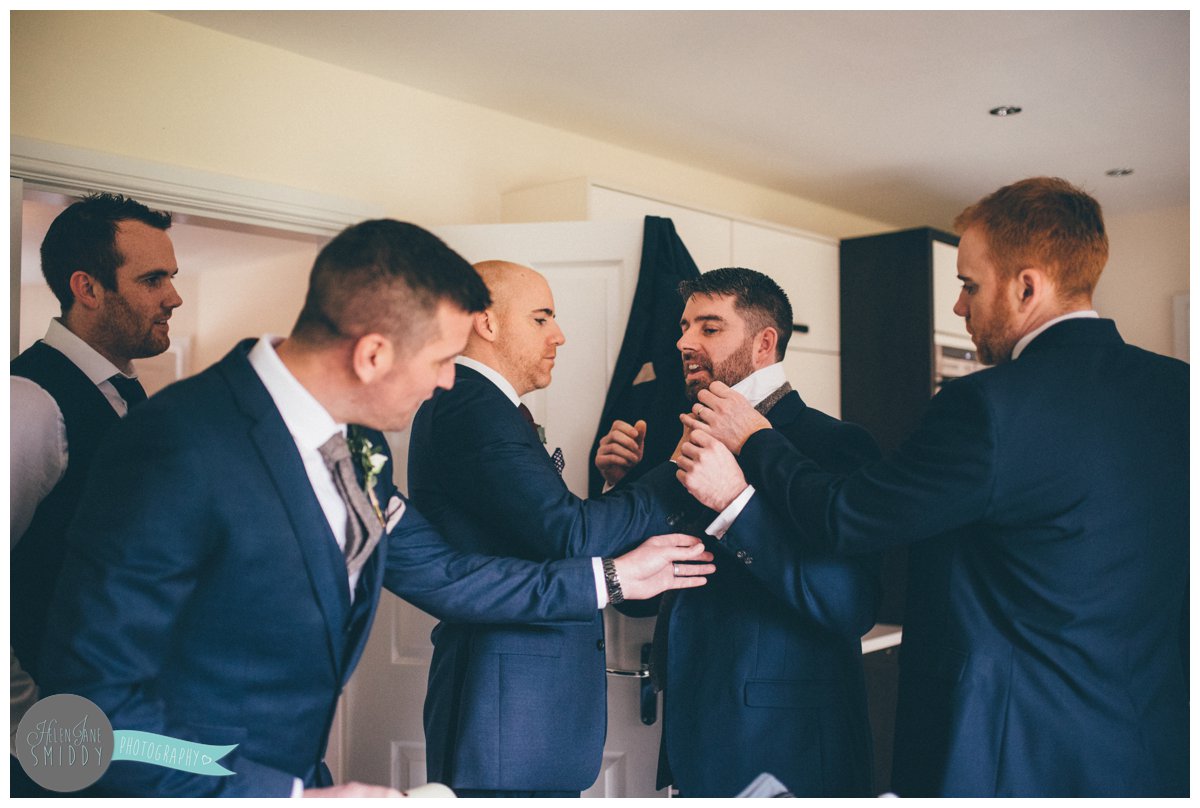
left=246, top=336, right=367, bottom=600
left=703, top=362, right=788, bottom=538
left=249, top=336, right=378, bottom=800
left=10, top=319, right=142, bottom=544
left=454, top=356, right=609, bottom=607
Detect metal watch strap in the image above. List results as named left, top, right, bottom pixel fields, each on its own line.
left=602, top=557, right=624, bottom=605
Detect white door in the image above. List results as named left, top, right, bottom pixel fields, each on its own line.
left=343, top=219, right=670, bottom=798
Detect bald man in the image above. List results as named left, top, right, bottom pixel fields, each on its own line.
left=408, top=261, right=683, bottom=797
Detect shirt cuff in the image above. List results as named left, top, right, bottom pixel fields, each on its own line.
left=592, top=556, right=608, bottom=608
left=291, top=777, right=304, bottom=797
left=705, top=484, right=755, bottom=539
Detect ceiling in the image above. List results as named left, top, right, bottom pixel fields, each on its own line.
left=162, top=10, right=1187, bottom=229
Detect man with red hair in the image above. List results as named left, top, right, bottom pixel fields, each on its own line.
left=676, top=177, right=1188, bottom=797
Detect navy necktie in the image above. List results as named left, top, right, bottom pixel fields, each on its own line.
left=108, top=374, right=147, bottom=410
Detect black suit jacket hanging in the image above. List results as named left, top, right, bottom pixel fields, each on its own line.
left=587, top=216, right=701, bottom=497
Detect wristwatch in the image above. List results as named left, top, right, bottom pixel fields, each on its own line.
left=602, top=557, right=624, bottom=605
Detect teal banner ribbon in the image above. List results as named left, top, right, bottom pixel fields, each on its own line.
left=112, top=730, right=237, bottom=776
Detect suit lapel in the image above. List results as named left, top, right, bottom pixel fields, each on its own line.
left=218, top=342, right=350, bottom=666
left=764, top=389, right=804, bottom=430
left=456, top=364, right=551, bottom=459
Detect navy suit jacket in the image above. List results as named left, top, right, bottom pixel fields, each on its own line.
left=737, top=319, right=1189, bottom=796
left=651, top=390, right=881, bottom=797
left=409, top=363, right=674, bottom=792
left=37, top=342, right=598, bottom=797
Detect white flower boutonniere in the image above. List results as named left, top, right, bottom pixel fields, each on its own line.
left=348, top=427, right=388, bottom=522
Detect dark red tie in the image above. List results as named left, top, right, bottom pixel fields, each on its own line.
left=517, top=403, right=565, bottom=476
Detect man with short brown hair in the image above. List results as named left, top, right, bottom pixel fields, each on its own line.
left=11, top=193, right=182, bottom=773
left=37, top=223, right=712, bottom=797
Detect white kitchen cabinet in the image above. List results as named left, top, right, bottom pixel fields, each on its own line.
left=932, top=239, right=969, bottom=342
left=732, top=220, right=840, bottom=355
left=502, top=179, right=843, bottom=415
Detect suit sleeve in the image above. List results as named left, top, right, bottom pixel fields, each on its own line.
left=422, top=386, right=672, bottom=559
left=382, top=501, right=598, bottom=623
left=738, top=378, right=997, bottom=555
left=713, top=421, right=882, bottom=639
left=36, top=412, right=296, bottom=797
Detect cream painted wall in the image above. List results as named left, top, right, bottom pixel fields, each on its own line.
left=12, top=11, right=1188, bottom=360
left=1094, top=205, right=1190, bottom=358
left=10, top=11, right=892, bottom=240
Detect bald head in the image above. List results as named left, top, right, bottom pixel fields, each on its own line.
left=473, top=261, right=537, bottom=316
left=466, top=260, right=566, bottom=396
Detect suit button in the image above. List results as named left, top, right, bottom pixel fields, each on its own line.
left=735, top=550, right=746, bottom=559
left=667, top=512, right=683, bottom=528
left=596, top=639, right=605, bottom=651
left=743, top=555, right=753, bottom=566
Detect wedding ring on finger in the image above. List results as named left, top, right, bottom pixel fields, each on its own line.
left=673, top=563, right=681, bottom=577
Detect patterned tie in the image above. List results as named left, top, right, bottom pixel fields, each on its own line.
left=517, top=403, right=565, bottom=477
left=108, top=374, right=147, bottom=409
left=317, top=434, right=384, bottom=577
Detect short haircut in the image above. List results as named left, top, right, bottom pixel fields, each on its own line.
left=40, top=192, right=173, bottom=312
left=679, top=267, right=793, bottom=360
left=954, top=176, right=1108, bottom=299
left=291, top=219, right=491, bottom=352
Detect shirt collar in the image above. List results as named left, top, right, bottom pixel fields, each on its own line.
left=247, top=336, right=343, bottom=451
left=1012, top=310, right=1100, bottom=360
left=456, top=355, right=522, bottom=407
left=728, top=362, right=788, bottom=409
left=42, top=318, right=132, bottom=385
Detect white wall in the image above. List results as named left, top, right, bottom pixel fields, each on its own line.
left=1094, top=205, right=1189, bottom=358
left=193, top=247, right=319, bottom=372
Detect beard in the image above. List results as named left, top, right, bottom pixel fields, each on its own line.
left=970, top=296, right=1021, bottom=365
left=497, top=342, right=553, bottom=395
left=98, top=293, right=171, bottom=361
left=684, top=338, right=757, bottom=401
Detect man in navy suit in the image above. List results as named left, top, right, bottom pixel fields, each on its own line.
left=36, top=221, right=713, bottom=797
left=677, top=178, right=1189, bottom=796
left=409, top=260, right=691, bottom=797
left=595, top=267, right=881, bottom=796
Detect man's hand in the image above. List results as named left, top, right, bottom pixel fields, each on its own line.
left=614, top=533, right=715, bottom=600
left=595, top=419, right=646, bottom=487
left=304, top=782, right=404, bottom=797
left=676, top=427, right=749, bottom=512
left=687, top=381, right=771, bottom=453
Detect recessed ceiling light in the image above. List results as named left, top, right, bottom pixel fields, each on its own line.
left=989, top=105, right=1022, bottom=116
left=1105, top=168, right=1134, bottom=177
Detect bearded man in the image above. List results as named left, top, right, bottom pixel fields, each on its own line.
left=596, top=267, right=882, bottom=797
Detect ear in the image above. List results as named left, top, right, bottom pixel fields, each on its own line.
left=350, top=333, right=394, bottom=384
left=472, top=308, right=499, bottom=343
left=1013, top=268, right=1047, bottom=312
left=68, top=271, right=104, bottom=311
left=753, top=327, right=779, bottom=367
